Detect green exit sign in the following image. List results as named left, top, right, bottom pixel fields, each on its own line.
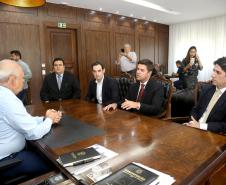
left=58, top=22, right=66, bottom=28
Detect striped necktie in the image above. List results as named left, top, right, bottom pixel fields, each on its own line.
left=136, top=83, right=145, bottom=102
left=57, top=74, right=62, bottom=90
left=199, top=88, right=222, bottom=123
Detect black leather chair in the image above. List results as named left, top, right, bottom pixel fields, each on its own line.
left=151, top=76, right=173, bottom=119
left=114, top=77, right=134, bottom=101
left=171, top=88, right=196, bottom=117
left=169, top=81, right=212, bottom=123
left=0, top=158, right=28, bottom=185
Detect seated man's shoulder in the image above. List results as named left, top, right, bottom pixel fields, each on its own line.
left=200, top=83, right=214, bottom=91
left=64, top=71, right=73, bottom=76
left=149, top=78, right=163, bottom=87
left=64, top=71, right=79, bottom=80
left=88, top=78, right=96, bottom=86
left=104, top=76, right=117, bottom=83
left=44, top=72, right=54, bottom=79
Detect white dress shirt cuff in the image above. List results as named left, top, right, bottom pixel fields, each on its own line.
left=200, top=123, right=208, bottom=130
left=136, top=102, right=141, bottom=110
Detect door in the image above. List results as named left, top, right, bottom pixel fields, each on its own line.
left=46, top=27, right=79, bottom=78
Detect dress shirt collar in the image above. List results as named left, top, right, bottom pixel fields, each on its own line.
left=217, top=86, right=226, bottom=94
left=139, top=80, right=148, bottom=86
left=56, top=73, right=63, bottom=78
left=0, top=85, right=15, bottom=96
left=95, top=76, right=104, bottom=84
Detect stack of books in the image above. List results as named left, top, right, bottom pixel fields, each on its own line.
left=57, top=145, right=175, bottom=185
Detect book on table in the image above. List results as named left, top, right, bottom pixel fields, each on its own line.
left=94, top=163, right=159, bottom=185
left=59, top=147, right=101, bottom=167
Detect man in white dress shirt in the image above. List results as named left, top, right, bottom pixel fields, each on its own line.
left=117, top=43, right=137, bottom=78
left=0, top=59, right=62, bottom=182
left=86, top=61, right=119, bottom=106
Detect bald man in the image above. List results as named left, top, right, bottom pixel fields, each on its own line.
left=0, top=59, right=62, bottom=182
left=117, top=43, right=137, bottom=77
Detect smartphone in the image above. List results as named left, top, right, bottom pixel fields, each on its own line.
left=121, top=48, right=124, bottom=53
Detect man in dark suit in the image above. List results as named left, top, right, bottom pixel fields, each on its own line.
left=104, top=59, right=164, bottom=116
left=185, top=57, right=226, bottom=134
left=40, top=58, right=80, bottom=102
left=86, top=61, right=119, bottom=106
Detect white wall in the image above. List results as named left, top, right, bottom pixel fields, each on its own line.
left=168, top=15, right=226, bottom=81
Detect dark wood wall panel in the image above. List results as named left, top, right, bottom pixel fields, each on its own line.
left=85, top=12, right=110, bottom=24
left=0, top=22, right=41, bottom=103
left=85, top=30, right=111, bottom=81
left=157, top=25, right=169, bottom=74
left=46, top=3, right=76, bottom=18
left=139, top=36, right=155, bottom=62
left=0, top=3, right=169, bottom=103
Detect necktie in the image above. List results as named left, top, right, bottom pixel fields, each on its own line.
left=199, top=88, right=222, bottom=123
left=136, top=83, right=145, bottom=102
left=57, top=74, right=62, bottom=90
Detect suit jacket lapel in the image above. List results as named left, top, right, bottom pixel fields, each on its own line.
left=207, top=90, right=226, bottom=120
left=102, top=77, right=107, bottom=100
left=142, top=80, right=151, bottom=98
left=200, top=87, right=215, bottom=116
left=52, top=73, right=60, bottom=91
left=93, top=80, right=97, bottom=99
left=133, top=82, right=140, bottom=101
left=60, top=73, right=66, bottom=91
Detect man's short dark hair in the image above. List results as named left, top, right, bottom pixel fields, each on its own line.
left=176, top=60, right=182, bottom=65
left=214, top=57, right=226, bottom=73
left=53, top=58, right=65, bottom=65
left=10, top=50, right=21, bottom=59
left=137, top=59, right=154, bottom=72
left=91, top=61, right=105, bottom=69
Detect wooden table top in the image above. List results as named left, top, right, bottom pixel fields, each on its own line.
left=26, top=99, right=226, bottom=185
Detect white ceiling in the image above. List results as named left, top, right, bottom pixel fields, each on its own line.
left=47, top=0, right=226, bottom=25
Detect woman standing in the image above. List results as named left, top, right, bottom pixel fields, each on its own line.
left=182, top=46, right=203, bottom=89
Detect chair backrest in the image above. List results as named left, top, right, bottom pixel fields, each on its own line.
left=114, top=77, right=134, bottom=101
left=120, top=71, right=136, bottom=83
left=151, top=76, right=173, bottom=119
left=195, top=81, right=212, bottom=105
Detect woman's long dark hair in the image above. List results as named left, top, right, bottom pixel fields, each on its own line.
left=185, top=46, right=197, bottom=64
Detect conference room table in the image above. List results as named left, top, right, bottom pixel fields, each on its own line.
left=26, top=99, right=226, bottom=185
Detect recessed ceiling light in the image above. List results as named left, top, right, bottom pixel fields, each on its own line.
left=115, top=11, right=119, bottom=14
left=153, top=19, right=157, bottom=22
left=134, top=19, right=138, bottom=22
left=90, top=10, right=96, bottom=15
left=130, top=14, right=134, bottom=17
left=142, top=16, right=146, bottom=20
left=99, top=7, right=103, bottom=11
left=123, top=0, right=180, bottom=15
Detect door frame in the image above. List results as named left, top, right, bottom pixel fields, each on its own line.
left=43, top=21, right=82, bottom=79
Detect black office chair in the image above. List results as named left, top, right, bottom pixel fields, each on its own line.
left=151, top=76, right=173, bottom=119
left=169, top=81, right=212, bottom=123
left=114, top=77, right=134, bottom=101
left=0, top=158, right=29, bottom=185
